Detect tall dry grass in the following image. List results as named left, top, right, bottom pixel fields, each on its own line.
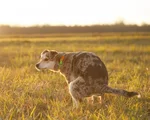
left=0, top=32, right=150, bottom=120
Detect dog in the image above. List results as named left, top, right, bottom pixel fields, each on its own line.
left=35, top=50, right=139, bottom=108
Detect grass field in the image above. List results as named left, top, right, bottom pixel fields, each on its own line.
left=0, top=32, right=150, bottom=120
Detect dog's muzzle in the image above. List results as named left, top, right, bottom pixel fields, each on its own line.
left=36, top=63, right=39, bottom=68
left=35, top=63, right=40, bottom=71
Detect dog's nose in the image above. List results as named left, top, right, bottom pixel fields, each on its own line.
left=36, top=63, right=39, bottom=68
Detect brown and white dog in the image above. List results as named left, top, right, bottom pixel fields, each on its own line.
left=35, top=50, right=139, bottom=108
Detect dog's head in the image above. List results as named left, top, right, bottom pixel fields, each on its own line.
left=35, top=50, right=58, bottom=71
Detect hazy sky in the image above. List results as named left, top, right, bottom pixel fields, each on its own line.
left=0, top=0, right=149, bottom=26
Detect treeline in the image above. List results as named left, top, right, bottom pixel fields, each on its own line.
left=0, top=24, right=150, bottom=34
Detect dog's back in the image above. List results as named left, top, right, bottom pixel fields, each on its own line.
left=72, top=52, right=108, bottom=85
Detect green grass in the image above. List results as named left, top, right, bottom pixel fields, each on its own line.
left=0, top=32, right=150, bottom=120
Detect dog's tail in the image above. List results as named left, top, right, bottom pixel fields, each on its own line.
left=99, top=85, right=139, bottom=97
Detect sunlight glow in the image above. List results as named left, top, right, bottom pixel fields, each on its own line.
left=0, top=0, right=150, bottom=26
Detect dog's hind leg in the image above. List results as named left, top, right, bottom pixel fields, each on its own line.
left=98, top=94, right=104, bottom=104
left=87, top=95, right=94, bottom=104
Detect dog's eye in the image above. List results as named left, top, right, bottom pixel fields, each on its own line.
left=44, top=58, right=49, bottom=61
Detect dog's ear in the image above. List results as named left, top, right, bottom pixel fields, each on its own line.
left=41, top=49, right=49, bottom=55
left=50, top=50, right=58, bottom=60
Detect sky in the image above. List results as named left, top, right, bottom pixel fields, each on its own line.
left=0, top=0, right=149, bottom=26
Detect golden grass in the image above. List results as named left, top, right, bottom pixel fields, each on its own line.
left=0, top=32, right=150, bottom=120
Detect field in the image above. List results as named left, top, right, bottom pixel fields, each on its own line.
left=0, top=32, right=150, bottom=120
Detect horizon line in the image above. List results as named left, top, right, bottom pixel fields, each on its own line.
left=0, top=22, right=149, bottom=27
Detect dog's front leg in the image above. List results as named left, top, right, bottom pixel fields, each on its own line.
left=68, top=77, right=84, bottom=108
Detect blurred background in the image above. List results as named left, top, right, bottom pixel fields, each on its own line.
left=0, top=0, right=150, bottom=34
